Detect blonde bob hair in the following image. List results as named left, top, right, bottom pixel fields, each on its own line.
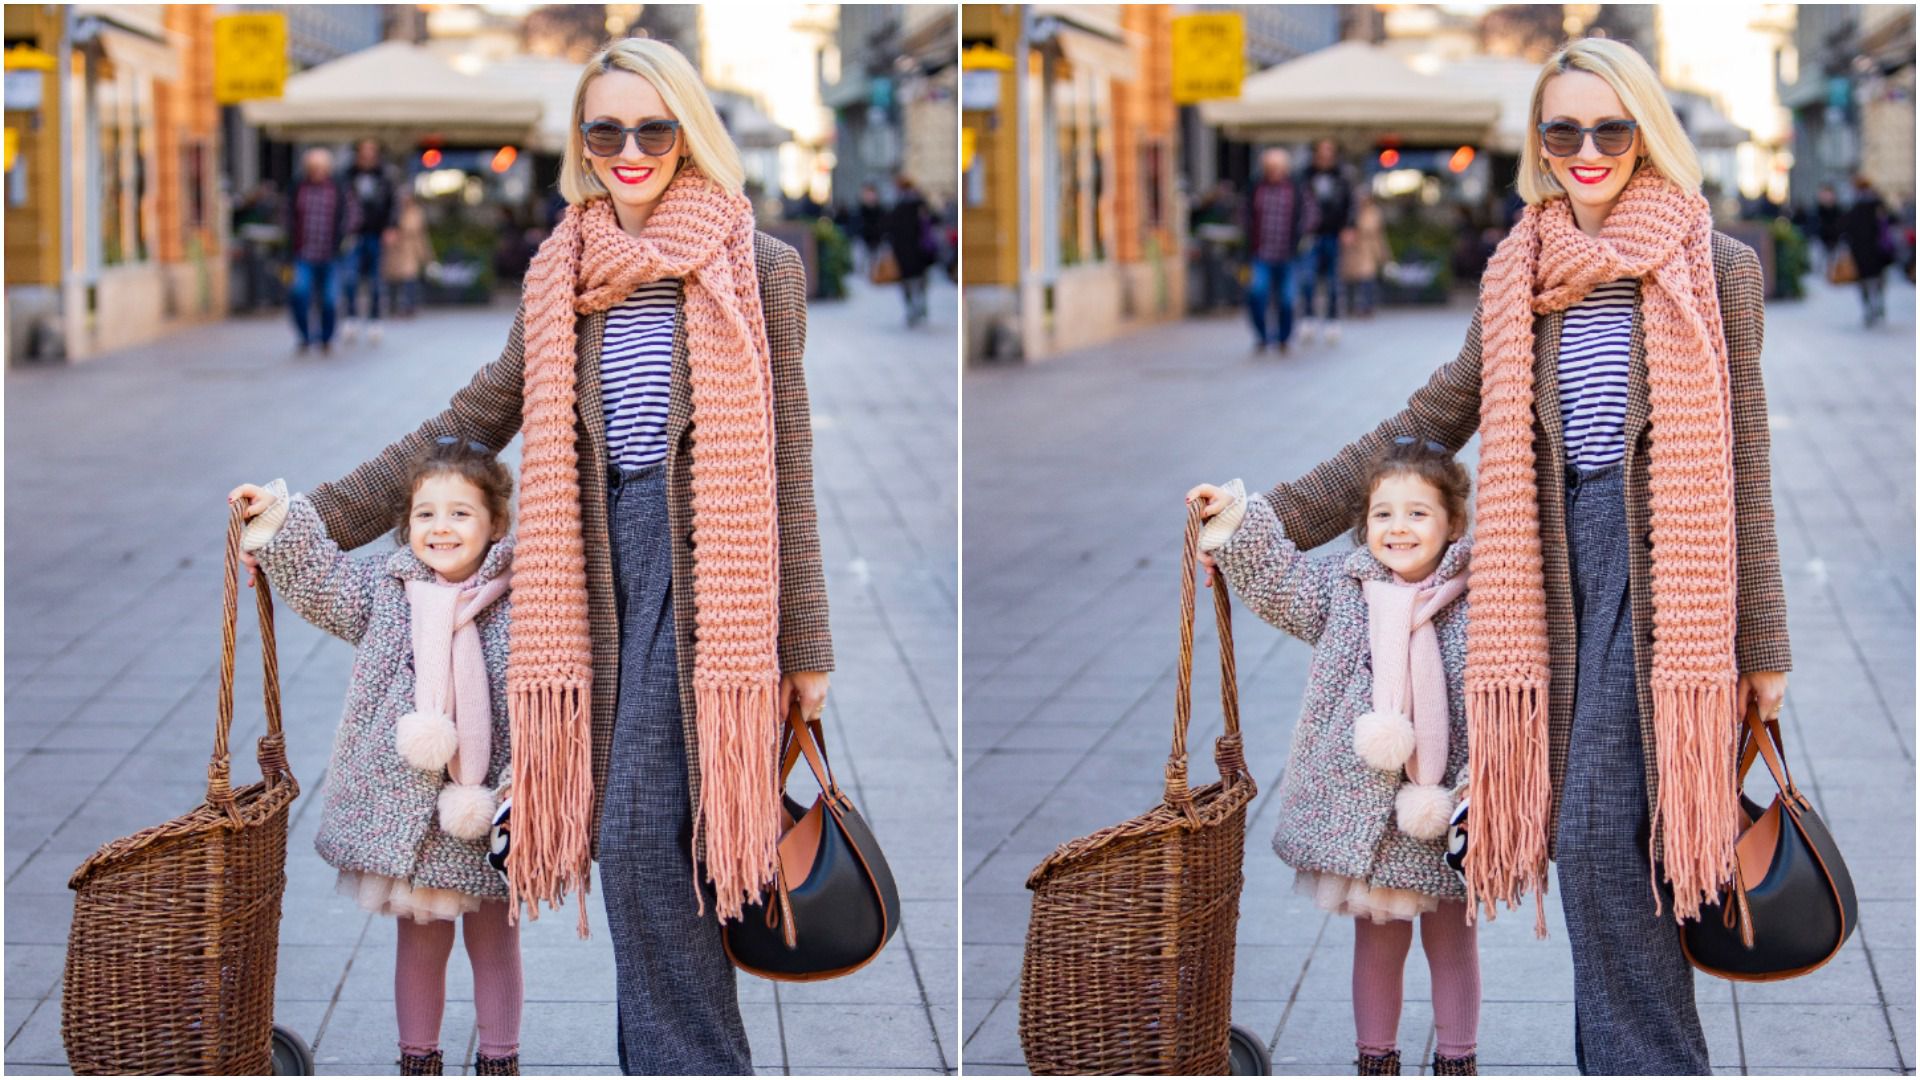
left=558, top=37, right=745, bottom=204
left=1516, top=37, right=1702, bottom=205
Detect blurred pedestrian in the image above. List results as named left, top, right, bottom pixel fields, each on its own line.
left=855, top=182, right=885, bottom=275
left=383, top=189, right=433, bottom=318
left=1299, top=138, right=1353, bottom=344
left=284, top=147, right=356, bottom=354
left=886, top=173, right=935, bottom=327
left=1243, top=147, right=1316, bottom=353
left=1813, top=183, right=1843, bottom=273
left=1840, top=175, right=1895, bottom=327
left=341, top=139, right=399, bottom=345
left=263, top=37, right=833, bottom=1074
left=1225, top=38, right=1790, bottom=1074
left=1191, top=178, right=1242, bottom=311
left=1342, top=191, right=1391, bottom=318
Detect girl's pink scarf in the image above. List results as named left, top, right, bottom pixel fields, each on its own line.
left=407, top=573, right=513, bottom=788
left=1363, top=572, right=1470, bottom=789
left=1466, top=167, right=1741, bottom=932
left=513, top=167, right=782, bottom=929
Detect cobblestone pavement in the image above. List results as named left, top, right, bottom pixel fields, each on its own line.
left=5, top=273, right=957, bottom=1074
left=961, top=273, right=1915, bottom=1075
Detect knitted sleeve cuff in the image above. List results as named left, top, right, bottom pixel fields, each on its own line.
left=1198, top=479, right=1249, bottom=552
left=240, top=479, right=292, bottom=553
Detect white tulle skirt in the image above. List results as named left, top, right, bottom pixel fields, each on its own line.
left=336, top=869, right=483, bottom=924
left=1293, top=868, right=1440, bottom=924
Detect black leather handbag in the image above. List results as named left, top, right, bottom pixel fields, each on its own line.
left=1681, top=705, right=1858, bottom=981
left=724, top=707, right=902, bottom=981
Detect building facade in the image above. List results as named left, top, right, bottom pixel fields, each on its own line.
left=1780, top=4, right=1916, bottom=208
left=6, top=4, right=230, bottom=364
left=823, top=4, right=959, bottom=211
left=961, top=3, right=1184, bottom=364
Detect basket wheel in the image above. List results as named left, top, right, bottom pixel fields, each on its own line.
left=272, top=1023, right=316, bottom=1076
left=1228, top=1023, right=1272, bottom=1076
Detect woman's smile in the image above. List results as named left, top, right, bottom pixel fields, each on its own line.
left=609, top=164, right=655, bottom=186
left=1568, top=165, right=1612, bottom=185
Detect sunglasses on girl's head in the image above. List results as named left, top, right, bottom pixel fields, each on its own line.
left=1537, top=119, right=1639, bottom=158
left=1393, top=435, right=1449, bottom=454
left=435, top=434, right=491, bottom=454
left=580, top=119, right=682, bottom=158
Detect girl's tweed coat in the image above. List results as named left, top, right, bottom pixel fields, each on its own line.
left=304, top=233, right=831, bottom=864
left=1258, top=233, right=1787, bottom=863
left=254, top=496, right=514, bottom=899
left=1214, top=495, right=1471, bottom=899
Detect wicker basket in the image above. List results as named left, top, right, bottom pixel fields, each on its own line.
left=63, top=505, right=300, bottom=1075
left=1019, top=503, right=1259, bottom=1075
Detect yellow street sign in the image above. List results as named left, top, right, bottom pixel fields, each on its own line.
left=4, top=44, right=57, bottom=72
left=961, top=43, right=1014, bottom=72
left=1171, top=13, right=1244, bottom=105
left=214, top=13, right=287, bottom=105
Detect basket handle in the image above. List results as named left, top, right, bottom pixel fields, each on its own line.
left=211, top=502, right=290, bottom=824
left=1167, top=501, right=1246, bottom=823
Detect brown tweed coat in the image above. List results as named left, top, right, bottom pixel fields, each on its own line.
left=1260, top=231, right=1790, bottom=861
left=307, top=231, right=834, bottom=862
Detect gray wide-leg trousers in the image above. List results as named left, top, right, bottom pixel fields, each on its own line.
left=601, top=463, right=753, bottom=1076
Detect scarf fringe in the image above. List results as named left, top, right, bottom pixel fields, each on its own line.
left=1648, top=678, right=1742, bottom=922
left=1463, top=679, right=1552, bottom=939
left=691, top=679, right=783, bottom=923
left=505, top=681, right=595, bottom=939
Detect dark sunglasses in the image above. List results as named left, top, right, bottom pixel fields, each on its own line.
left=434, top=434, right=491, bottom=454
left=1537, top=119, right=1638, bottom=158
left=580, top=119, right=682, bottom=158
left=1393, top=435, right=1449, bottom=454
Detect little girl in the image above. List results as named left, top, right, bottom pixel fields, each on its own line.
left=230, top=437, right=522, bottom=1077
left=1189, top=437, right=1480, bottom=1077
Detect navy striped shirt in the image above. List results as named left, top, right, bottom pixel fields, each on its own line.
left=1558, top=279, right=1636, bottom=471
left=601, top=281, right=679, bottom=469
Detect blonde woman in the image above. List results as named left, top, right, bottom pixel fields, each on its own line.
left=1208, top=39, right=1786, bottom=1074
left=275, top=37, right=831, bottom=1074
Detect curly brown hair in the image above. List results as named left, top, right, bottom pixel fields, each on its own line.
left=390, top=436, right=515, bottom=547
left=1348, top=436, right=1472, bottom=546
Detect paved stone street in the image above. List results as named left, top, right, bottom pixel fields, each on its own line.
left=5, top=273, right=957, bottom=1074
left=962, top=273, right=1915, bottom=1074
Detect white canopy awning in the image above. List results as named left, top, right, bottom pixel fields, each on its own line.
left=242, top=40, right=543, bottom=145
left=1199, top=40, right=1501, bottom=145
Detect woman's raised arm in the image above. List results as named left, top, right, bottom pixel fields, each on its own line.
left=307, top=306, right=529, bottom=549
left=1262, top=309, right=1486, bottom=548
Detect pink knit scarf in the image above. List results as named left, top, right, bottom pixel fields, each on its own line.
left=511, top=167, right=783, bottom=929
left=1362, top=572, right=1469, bottom=789
left=1465, top=167, right=1741, bottom=931
left=408, top=573, right=513, bottom=792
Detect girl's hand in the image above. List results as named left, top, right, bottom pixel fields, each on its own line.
left=1186, top=483, right=1234, bottom=520
left=1738, top=671, right=1788, bottom=723
left=226, top=483, right=275, bottom=587
left=781, top=671, right=830, bottom=723
left=1186, top=484, right=1229, bottom=586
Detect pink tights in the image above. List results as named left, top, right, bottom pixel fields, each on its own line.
left=1351, top=901, right=1480, bottom=1059
left=394, top=901, right=523, bottom=1059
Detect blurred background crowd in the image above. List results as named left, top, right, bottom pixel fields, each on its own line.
left=959, top=3, right=1916, bottom=362
left=3, top=3, right=960, bottom=363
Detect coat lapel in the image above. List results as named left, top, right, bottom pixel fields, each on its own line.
left=1622, top=284, right=1651, bottom=466
left=665, top=280, right=692, bottom=465
left=1532, top=309, right=1567, bottom=476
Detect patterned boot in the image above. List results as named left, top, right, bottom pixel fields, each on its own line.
left=474, top=1052, right=521, bottom=1076
left=1433, top=1051, right=1478, bottom=1075
left=1357, top=1049, right=1401, bottom=1075
left=398, top=1049, right=443, bottom=1075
